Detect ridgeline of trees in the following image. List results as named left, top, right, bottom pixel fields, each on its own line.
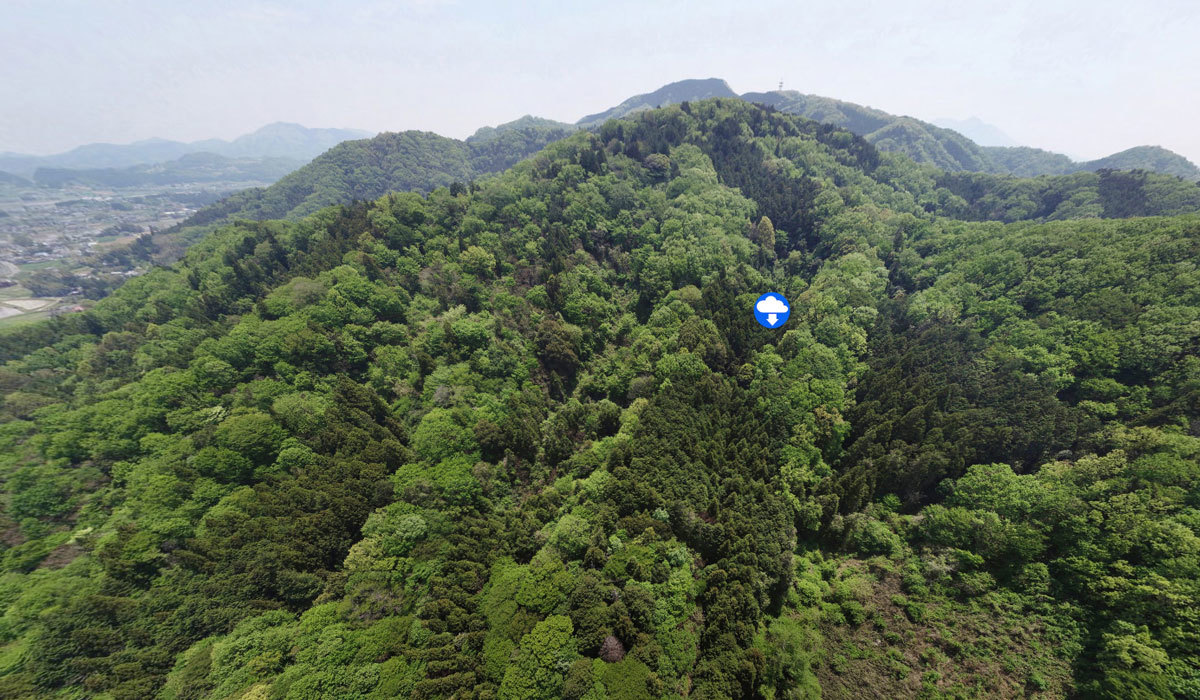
left=0, top=100, right=1196, bottom=699
left=741, top=88, right=1200, bottom=181
left=181, top=119, right=575, bottom=226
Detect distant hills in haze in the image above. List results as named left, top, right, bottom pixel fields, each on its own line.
left=28, top=152, right=304, bottom=189
left=0, top=170, right=30, bottom=187
left=933, top=116, right=1020, bottom=147
left=7, top=79, right=1197, bottom=196
left=576, top=77, right=738, bottom=126
left=0, top=123, right=372, bottom=177
left=6, top=80, right=1198, bottom=193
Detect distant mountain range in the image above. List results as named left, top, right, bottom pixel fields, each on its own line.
left=932, top=116, right=1020, bottom=148
left=29, top=152, right=304, bottom=188
left=166, top=78, right=1199, bottom=236
left=7, top=79, right=1197, bottom=199
left=0, top=123, right=372, bottom=177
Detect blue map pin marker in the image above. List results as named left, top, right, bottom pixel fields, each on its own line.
left=754, top=292, right=790, bottom=329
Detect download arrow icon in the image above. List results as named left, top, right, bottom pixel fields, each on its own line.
left=754, top=292, right=791, bottom=329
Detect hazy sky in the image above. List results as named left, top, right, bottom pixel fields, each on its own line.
left=4, top=0, right=1199, bottom=163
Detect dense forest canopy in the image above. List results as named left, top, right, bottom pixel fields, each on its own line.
left=0, top=99, right=1197, bottom=699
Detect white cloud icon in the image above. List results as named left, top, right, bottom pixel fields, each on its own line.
left=756, top=295, right=789, bottom=314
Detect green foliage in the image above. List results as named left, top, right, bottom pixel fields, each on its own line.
left=411, top=408, right=477, bottom=463
left=498, top=615, right=577, bottom=699
left=0, top=98, right=1197, bottom=699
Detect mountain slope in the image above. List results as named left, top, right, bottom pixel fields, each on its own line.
left=0, top=99, right=1197, bottom=699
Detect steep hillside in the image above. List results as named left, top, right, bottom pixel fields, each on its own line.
left=0, top=100, right=1196, bottom=699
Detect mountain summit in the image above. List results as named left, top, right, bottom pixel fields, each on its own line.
left=575, top=78, right=738, bottom=126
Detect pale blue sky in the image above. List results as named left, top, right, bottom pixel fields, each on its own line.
left=3, top=0, right=1198, bottom=163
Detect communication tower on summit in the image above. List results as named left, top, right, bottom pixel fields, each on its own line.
left=778, top=80, right=783, bottom=91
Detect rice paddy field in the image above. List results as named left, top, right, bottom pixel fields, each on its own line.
left=0, top=285, right=63, bottom=326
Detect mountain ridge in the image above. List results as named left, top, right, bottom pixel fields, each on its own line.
left=0, top=122, right=373, bottom=176
left=737, top=87, right=1200, bottom=179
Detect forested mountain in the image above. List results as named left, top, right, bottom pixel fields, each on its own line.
left=0, top=99, right=1197, bottom=699
left=981, top=145, right=1200, bottom=181
left=980, top=146, right=1078, bottom=177
left=742, top=90, right=999, bottom=173
left=733, top=84, right=1200, bottom=180
left=0, top=123, right=372, bottom=177
left=179, top=119, right=575, bottom=225
left=1086, top=146, right=1200, bottom=180
left=932, top=169, right=1200, bottom=221
left=467, top=116, right=577, bottom=144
